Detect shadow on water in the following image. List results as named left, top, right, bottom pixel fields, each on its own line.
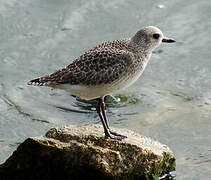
left=55, top=94, right=141, bottom=114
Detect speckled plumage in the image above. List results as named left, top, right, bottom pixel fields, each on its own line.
left=27, top=26, right=175, bottom=140
left=41, top=39, right=132, bottom=86
left=28, top=26, right=175, bottom=100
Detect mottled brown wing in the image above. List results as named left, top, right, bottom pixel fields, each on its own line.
left=28, top=49, right=133, bottom=86
left=57, top=49, right=133, bottom=86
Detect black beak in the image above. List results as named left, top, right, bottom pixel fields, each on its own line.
left=162, top=37, right=176, bottom=43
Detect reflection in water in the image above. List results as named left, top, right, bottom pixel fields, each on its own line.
left=55, top=94, right=141, bottom=113
left=55, top=95, right=98, bottom=113
left=74, top=96, right=98, bottom=111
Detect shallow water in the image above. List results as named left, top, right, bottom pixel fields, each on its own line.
left=0, top=0, right=211, bottom=179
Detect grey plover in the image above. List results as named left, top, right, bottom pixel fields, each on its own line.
left=27, top=26, right=175, bottom=140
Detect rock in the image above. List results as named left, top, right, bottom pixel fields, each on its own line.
left=0, top=124, right=175, bottom=180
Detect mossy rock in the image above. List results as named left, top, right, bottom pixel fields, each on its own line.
left=0, top=124, right=175, bottom=180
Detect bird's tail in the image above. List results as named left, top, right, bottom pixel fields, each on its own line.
left=27, top=78, right=46, bottom=86
left=27, top=68, right=68, bottom=86
left=27, top=75, right=54, bottom=86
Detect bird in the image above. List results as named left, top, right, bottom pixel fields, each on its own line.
left=27, top=26, right=175, bottom=140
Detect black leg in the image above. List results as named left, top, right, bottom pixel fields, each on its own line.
left=100, top=96, right=110, bottom=129
left=98, top=97, right=127, bottom=140
left=96, top=98, right=111, bottom=138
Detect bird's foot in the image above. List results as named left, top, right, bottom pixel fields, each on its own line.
left=105, top=130, right=127, bottom=140
left=110, top=131, right=127, bottom=139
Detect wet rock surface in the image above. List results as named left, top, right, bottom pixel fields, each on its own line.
left=0, top=124, right=175, bottom=180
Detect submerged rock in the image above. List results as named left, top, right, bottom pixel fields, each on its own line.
left=0, top=124, right=175, bottom=180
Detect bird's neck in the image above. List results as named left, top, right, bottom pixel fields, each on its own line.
left=127, top=39, right=152, bottom=57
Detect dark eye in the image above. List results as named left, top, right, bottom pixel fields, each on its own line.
left=153, top=33, right=160, bottom=39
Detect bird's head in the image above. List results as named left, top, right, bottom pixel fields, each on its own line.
left=130, top=26, right=175, bottom=52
